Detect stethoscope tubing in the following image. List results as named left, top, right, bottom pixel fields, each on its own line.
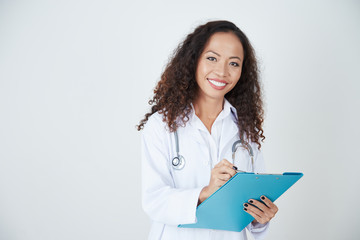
left=172, top=130, right=254, bottom=171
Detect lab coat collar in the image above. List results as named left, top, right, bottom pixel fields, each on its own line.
left=184, top=98, right=239, bottom=152
left=188, top=98, right=238, bottom=130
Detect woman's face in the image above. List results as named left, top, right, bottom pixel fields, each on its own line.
left=195, top=32, right=244, bottom=102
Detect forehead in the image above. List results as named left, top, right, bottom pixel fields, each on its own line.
left=203, top=32, right=244, bottom=57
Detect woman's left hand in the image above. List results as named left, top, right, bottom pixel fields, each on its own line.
left=243, top=195, right=278, bottom=224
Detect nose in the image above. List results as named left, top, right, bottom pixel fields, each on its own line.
left=214, top=61, right=228, bottom=77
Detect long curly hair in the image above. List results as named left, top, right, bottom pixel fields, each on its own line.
left=136, top=20, right=265, bottom=149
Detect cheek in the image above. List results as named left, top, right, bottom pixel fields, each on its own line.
left=235, top=65, right=242, bottom=74
left=196, top=62, right=208, bottom=82
left=233, top=68, right=242, bottom=81
left=198, top=61, right=212, bottom=75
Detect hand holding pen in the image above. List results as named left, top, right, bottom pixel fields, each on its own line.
left=198, top=159, right=237, bottom=205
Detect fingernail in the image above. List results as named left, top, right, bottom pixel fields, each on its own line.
left=249, top=200, right=253, bottom=203
left=244, top=203, right=248, bottom=207
left=261, top=196, right=265, bottom=200
left=232, top=166, right=238, bottom=170
left=244, top=208, right=247, bottom=211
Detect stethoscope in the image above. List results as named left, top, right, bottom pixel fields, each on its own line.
left=172, top=130, right=254, bottom=172
left=171, top=130, right=186, bottom=170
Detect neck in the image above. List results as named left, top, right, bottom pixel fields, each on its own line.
left=193, top=96, right=225, bottom=121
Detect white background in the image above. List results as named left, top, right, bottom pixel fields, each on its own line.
left=1, top=0, right=359, bottom=239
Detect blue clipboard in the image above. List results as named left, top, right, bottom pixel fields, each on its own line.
left=179, top=172, right=303, bottom=232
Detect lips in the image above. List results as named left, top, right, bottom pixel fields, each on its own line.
left=207, top=78, right=228, bottom=90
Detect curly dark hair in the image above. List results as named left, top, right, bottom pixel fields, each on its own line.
left=136, top=20, right=265, bottom=149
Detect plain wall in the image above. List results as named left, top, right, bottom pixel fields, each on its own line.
left=0, top=0, right=359, bottom=239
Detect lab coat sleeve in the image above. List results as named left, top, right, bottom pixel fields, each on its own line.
left=245, top=146, right=270, bottom=239
left=141, top=113, right=203, bottom=226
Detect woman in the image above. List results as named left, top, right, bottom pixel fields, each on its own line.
left=137, top=20, right=278, bottom=240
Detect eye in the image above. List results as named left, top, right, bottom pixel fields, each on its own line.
left=230, top=62, right=240, bottom=67
left=207, top=56, right=217, bottom=62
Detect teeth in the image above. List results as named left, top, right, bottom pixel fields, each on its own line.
left=208, top=79, right=226, bottom=87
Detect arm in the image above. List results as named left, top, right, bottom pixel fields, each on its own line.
left=141, top=114, right=203, bottom=225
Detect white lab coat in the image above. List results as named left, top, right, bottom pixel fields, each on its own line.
left=141, top=99, right=269, bottom=240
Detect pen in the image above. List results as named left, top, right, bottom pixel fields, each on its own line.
left=232, top=166, right=248, bottom=173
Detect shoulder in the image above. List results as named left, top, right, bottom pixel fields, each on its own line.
left=145, top=111, right=163, bottom=126
left=141, top=112, right=173, bottom=155
left=142, top=111, right=170, bottom=137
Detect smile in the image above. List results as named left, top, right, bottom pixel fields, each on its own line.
left=207, top=78, right=228, bottom=90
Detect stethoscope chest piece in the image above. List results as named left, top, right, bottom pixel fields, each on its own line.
left=172, top=130, right=185, bottom=170
left=172, top=155, right=185, bottom=170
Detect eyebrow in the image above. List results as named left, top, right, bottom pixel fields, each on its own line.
left=205, top=50, right=242, bottom=61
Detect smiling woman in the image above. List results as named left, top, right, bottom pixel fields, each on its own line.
left=137, top=21, right=264, bottom=148
left=136, top=20, right=274, bottom=240
left=194, top=32, right=244, bottom=132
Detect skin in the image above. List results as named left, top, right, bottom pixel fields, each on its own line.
left=193, top=31, right=243, bottom=133
left=194, top=32, right=278, bottom=225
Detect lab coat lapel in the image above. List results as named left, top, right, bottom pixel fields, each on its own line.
left=185, top=104, right=206, bottom=145
left=219, top=114, right=239, bottom=159
left=183, top=124, right=202, bottom=145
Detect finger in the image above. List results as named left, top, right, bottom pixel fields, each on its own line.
left=218, top=165, right=237, bottom=177
left=213, top=179, right=227, bottom=188
left=244, top=205, right=262, bottom=218
left=218, top=173, right=232, bottom=181
left=220, top=159, right=235, bottom=168
left=215, top=159, right=238, bottom=173
left=245, top=202, right=274, bottom=221
left=221, top=159, right=239, bottom=173
left=260, top=195, right=279, bottom=213
left=244, top=202, right=265, bottom=216
left=244, top=207, right=270, bottom=225
left=244, top=202, right=272, bottom=224
left=243, top=206, right=264, bottom=224
left=248, top=199, right=269, bottom=212
left=214, top=159, right=232, bottom=168
left=214, top=161, right=222, bottom=168
left=214, top=159, right=227, bottom=167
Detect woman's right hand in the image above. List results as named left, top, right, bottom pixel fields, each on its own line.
left=198, top=159, right=237, bottom=205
